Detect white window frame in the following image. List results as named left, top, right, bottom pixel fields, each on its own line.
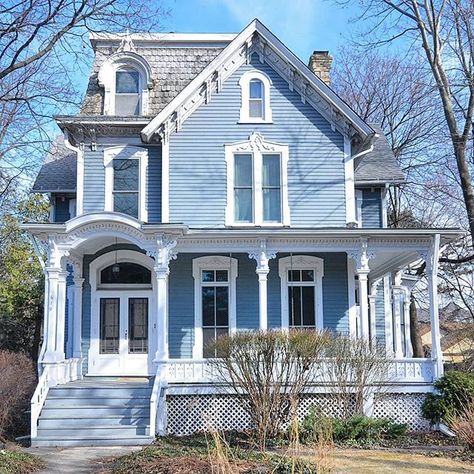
left=278, top=255, right=324, bottom=329
left=238, top=70, right=273, bottom=123
left=225, top=132, right=290, bottom=227
left=192, top=256, right=238, bottom=359
left=98, top=52, right=153, bottom=116
left=104, top=146, right=148, bottom=222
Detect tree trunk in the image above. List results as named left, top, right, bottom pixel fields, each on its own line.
left=409, top=294, right=424, bottom=358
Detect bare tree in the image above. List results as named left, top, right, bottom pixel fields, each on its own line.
left=0, top=0, right=167, bottom=206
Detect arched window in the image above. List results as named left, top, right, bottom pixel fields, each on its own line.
left=100, top=262, right=151, bottom=285
left=115, top=68, right=140, bottom=115
left=239, top=71, right=272, bottom=123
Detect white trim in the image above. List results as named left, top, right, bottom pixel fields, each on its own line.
left=224, top=132, right=290, bottom=227
left=88, top=249, right=156, bottom=376
left=344, top=137, right=356, bottom=224
left=238, top=70, right=273, bottom=123
left=347, top=256, right=357, bottom=337
left=63, top=132, right=83, bottom=216
left=98, top=51, right=153, bottom=116
left=383, top=274, right=394, bottom=355
left=355, top=189, right=363, bottom=228
left=278, top=255, right=324, bottom=329
left=103, top=146, right=148, bottom=222
left=192, top=256, right=238, bottom=359
left=68, top=198, right=76, bottom=220
left=161, top=140, right=170, bottom=223
left=381, top=186, right=388, bottom=228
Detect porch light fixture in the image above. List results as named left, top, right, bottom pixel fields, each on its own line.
left=112, top=237, right=120, bottom=278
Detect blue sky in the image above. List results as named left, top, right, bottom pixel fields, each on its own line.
left=163, top=0, right=357, bottom=63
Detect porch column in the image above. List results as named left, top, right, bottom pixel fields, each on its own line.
left=368, top=284, right=377, bottom=343
left=72, top=277, right=85, bottom=358
left=350, top=239, right=374, bottom=340
left=403, top=290, right=413, bottom=357
left=392, top=285, right=404, bottom=358
left=425, top=234, right=443, bottom=378
left=151, top=235, right=177, bottom=376
left=249, top=240, right=276, bottom=331
left=43, top=267, right=61, bottom=362
left=55, top=271, right=68, bottom=360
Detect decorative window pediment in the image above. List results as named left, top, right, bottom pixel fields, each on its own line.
left=98, top=51, right=153, bottom=116
left=238, top=70, right=273, bottom=123
left=225, top=132, right=290, bottom=227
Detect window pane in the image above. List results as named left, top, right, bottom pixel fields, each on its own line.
left=249, top=99, right=263, bottom=118
left=202, top=287, right=215, bottom=326
left=234, top=188, right=253, bottom=222
left=114, top=192, right=138, bottom=218
left=215, top=286, right=229, bottom=326
left=101, top=262, right=151, bottom=284
left=263, top=188, right=281, bottom=222
left=302, top=270, right=314, bottom=282
left=249, top=79, right=263, bottom=98
left=202, top=270, right=215, bottom=282
left=302, top=287, right=315, bottom=326
left=100, top=298, right=119, bottom=354
left=116, top=71, right=139, bottom=93
left=288, top=270, right=301, bottom=282
left=288, top=287, right=302, bottom=326
left=203, top=328, right=215, bottom=358
left=129, top=298, right=148, bottom=353
left=113, top=159, right=139, bottom=191
left=115, top=94, right=140, bottom=116
left=234, top=154, right=252, bottom=186
left=216, top=270, right=228, bottom=282
left=262, top=154, right=281, bottom=187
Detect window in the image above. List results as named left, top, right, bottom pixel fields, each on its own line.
left=239, top=71, right=273, bottom=123
left=192, top=256, right=238, bottom=359
left=104, top=146, right=148, bottom=221
left=100, top=262, right=151, bottom=285
left=225, top=132, right=290, bottom=226
left=115, top=70, right=140, bottom=115
left=279, top=256, right=324, bottom=329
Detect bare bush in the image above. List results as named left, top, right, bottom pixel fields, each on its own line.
left=0, top=350, right=36, bottom=440
left=449, top=399, right=474, bottom=449
left=209, top=330, right=331, bottom=449
left=324, top=336, right=392, bottom=418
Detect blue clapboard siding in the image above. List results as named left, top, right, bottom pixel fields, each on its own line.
left=374, top=279, right=386, bottom=346
left=360, top=188, right=383, bottom=228
left=82, top=145, right=162, bottom=223
left=168, top=252, right=349, bottom=359
left=81, top=244, right=146, bottom=374
left=169, top=57, right=346, bottom=228
left=53, top=195, right=71, bottom=223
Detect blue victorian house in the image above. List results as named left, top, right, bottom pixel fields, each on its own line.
left=25, top=20, right=459, bottom=446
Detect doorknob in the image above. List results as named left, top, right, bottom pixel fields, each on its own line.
left=124, top=330, right=128, bottom=337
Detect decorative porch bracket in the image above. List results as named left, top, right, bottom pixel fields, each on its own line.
left=248, top=239, right=276, bottom=330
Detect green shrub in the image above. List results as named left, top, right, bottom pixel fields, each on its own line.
left=295, top=407, right=407, bottom=444
left=422, top=371, right=474, bottom=424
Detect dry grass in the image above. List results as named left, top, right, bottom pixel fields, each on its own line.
left=450, top=399, right=474, bottom=449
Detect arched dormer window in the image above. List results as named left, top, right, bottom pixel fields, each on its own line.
left=98, top=51, right=153, bottom=116
left=239, top=71, right=272, bottom=124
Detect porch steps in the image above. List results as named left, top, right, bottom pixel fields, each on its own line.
left=32, top=377, right=155, bottom=447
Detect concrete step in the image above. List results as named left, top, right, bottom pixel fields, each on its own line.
left=41, top=405, right=150, bottom=418
left=48, top=387, right=152, bottom=398
left=31, top=436, right=154, bottom=448
left=44, top=396, right=151, bottom=407
left=37, top=425, right=150, bottom=437
left=38, top=416, right=150, bottom=429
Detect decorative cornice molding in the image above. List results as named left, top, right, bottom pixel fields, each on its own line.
left=248, top=239, right=276, bottom=271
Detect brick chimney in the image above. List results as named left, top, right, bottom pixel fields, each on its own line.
left=308, top=51, right=333, bottom=86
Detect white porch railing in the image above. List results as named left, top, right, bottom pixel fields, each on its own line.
left=163, top=358, right=435, bottom=385
left=30, top=358, right=83, bottom=438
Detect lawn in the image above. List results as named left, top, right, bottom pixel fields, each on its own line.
left=0, top=448, right=43, bottom=474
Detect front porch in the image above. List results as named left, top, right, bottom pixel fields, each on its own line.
left=24, top=213, right=460, bottom=442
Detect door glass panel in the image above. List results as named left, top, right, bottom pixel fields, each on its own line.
left=202, top=287, right=215, bottom=326
left=100, top=298, right=120, bottom=354
left=202, top=284, right=229, bottom=358
left=128, top=298, right=148, bottom=354
left=302, top=286, right=315, bottom=326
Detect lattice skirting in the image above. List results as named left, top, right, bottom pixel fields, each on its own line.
left=167, top=392, right=428, bottom=436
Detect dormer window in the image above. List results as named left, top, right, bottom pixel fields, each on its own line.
left=115, top=69, right=140, bottom=115
left=239, top=71, right=273, bottom=123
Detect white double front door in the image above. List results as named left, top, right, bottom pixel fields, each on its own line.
left=88, top=290, right=153, bottom=376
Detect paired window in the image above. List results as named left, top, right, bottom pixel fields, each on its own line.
left=226, top=133, right=290, bottom=226
left=239, top=71, right=272, bottom=123
left=279, top=256, right=324, bottom=329
left=115, top=69, right=140, bottom=115
left=104, top=146, right=148, bottom=221
left=192, top=256, right=238, bottom=359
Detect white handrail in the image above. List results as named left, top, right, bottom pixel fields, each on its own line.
left=30, top=365, right=52, bottom=439
left=149, top=374, right=161, bottom=436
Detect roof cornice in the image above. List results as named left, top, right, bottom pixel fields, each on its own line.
left=140, top=19, right=374, bottom=143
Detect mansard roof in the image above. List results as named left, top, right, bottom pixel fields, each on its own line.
left=141, top=19, right=375, bottom=143
left=32, top=136, right=76, bottom=193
